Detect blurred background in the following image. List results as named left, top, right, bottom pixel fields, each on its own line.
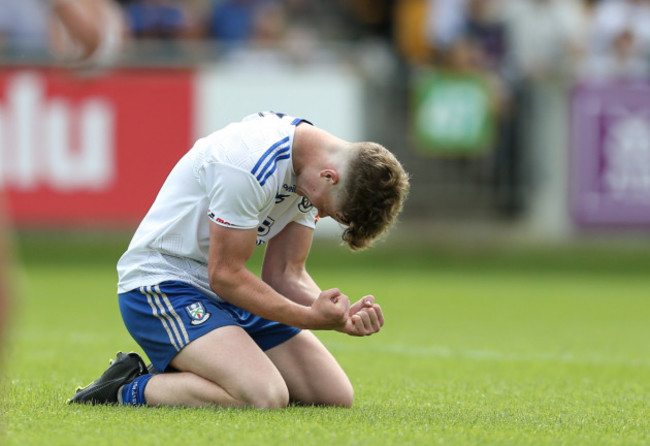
left=1, top=0, right=650, bottom=245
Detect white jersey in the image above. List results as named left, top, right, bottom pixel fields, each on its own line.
left=117, top=112, right=318, bottom=301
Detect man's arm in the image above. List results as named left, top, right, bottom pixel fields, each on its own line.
left=262, top=222, right=385, bottom=336
left=49, top=0, right=126, bottom=64
left=207, top=220, right=349, bottom=330
left=262, top=222, right=320, bottom=306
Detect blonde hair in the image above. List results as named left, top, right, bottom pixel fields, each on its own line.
left=339, top=142, right=410, bottom=250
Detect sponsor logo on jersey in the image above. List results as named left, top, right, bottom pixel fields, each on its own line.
left=275, top=193, right=290, bottom=203
left=282, top=184, right=296, bottom=193
left=208, top=211, right=236, bottom=226
left=185, top=302, right=211, bottom=325
left=298, top=197, right=313, bottom=213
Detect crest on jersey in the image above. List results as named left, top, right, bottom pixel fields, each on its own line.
left=258, top=217, right=275, bottom=236
left=298, top=197, right=313, bottom=213
left=185, top=302, right=211, bottom=325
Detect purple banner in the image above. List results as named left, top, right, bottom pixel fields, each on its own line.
left=571, top=81, right=650, bottom=226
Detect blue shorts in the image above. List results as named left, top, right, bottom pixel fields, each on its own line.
left=118, top=281, right=301, bottom=372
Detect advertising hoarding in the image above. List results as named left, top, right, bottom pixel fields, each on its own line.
left=571, top=82, right=650, bottom=226
left=0, top=68, right=194, bottom=226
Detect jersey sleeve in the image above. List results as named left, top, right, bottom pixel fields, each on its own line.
left=196, top=161, right=266, bottom=229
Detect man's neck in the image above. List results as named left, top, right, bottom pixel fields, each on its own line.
left=292, top=125, right=350, bottom=201
left=293, top=124, right=347, bottom=176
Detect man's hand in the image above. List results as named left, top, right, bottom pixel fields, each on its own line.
left=338, top=295, right=384, bottom=337
left=308, top=288, right=350, bottom=330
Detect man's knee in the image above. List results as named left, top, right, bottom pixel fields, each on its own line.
left=324, top=382, right=354, bottom=408
left=241, top=380, right=290, bottom=409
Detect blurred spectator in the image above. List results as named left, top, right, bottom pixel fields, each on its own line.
left=585, top=29, right=650, bottom=80
left=581, top=0, right=650, bottom=80
left=588, top=0, right=650, bottom=53
left=423, top=0, right=507, bottom=70
left=281, top=0, right=330, bottom=62
left=205, top=0, right=336, bottom=66
left=502, top=0, right=584, bottom=81
left=425, top=0, right=470, bottom=53
left=464, top=0, right=506, bottom=72
left=119, top=0, right=202, bottom=39
left=394, top=0, right=432, bottom=65
left=283, top=0, right=332, bottom=36
left=206, top=0, right=273, bottom=44
left=0, top=0, right=51, bottom=56
left=438, top=0, right=511, bottom=144
left=0, top=0, right=128, bottom=67
left=50, top=0, right=129, bottom=67
left=251, top=1, right=286, bottom=45
left=334, top=0, right=396, bottom=41
left=419, top=0, right=508, bottom=103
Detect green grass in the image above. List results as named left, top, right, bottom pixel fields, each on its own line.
left=2, top=232, right=649, bottom=445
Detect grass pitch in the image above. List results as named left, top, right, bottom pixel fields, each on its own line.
left=1, top=232, right=649, bottom=445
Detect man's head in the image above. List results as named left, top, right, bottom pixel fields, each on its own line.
left=336, top=142, right=410, bottom=251
left=292, top=125, right=409, bottom=250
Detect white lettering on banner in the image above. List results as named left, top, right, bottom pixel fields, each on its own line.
left=0, top=72, right=115, bottom=191
left=604, top=115, right=650, bottom=200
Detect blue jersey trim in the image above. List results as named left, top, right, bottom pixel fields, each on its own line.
left=292, top=118, right=313, bottom=126
left=251, top=137, right=291, bottom=186
left=251, top=137, right=289, bottom=176
left=256, top=146, right=290, bottom=182
left=259, top=153, right=291, bottom=186
left=249, top=115, right=309, bottom=187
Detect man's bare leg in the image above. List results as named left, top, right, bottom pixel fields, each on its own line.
left=265, top=330, right=354, bottom=407
left=144, top=325, right=289, bottom=409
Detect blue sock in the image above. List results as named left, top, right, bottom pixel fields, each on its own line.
left=119, top=374, right=154, bottom=406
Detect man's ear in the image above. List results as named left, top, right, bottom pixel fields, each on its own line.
left=320, top=168, right=340, bottom=185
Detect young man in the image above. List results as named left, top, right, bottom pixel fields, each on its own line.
left=69, top=111, right=410, bottom=408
